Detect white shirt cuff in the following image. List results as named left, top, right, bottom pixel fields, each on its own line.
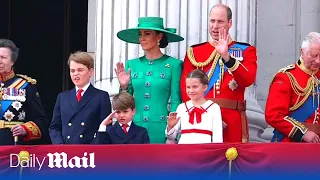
left=98, top=125, right=107, bottom=132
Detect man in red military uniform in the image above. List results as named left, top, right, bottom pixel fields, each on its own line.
left=180, top=4, right=257, bottom=142
left=265, top=32, right=320, bottom=143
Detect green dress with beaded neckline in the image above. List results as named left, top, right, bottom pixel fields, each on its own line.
left=123, top=55, right=182, bottom=143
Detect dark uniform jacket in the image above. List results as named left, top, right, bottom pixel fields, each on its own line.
left=0, top=71, right=49, bottom=145
left=95, top=122, right=150, bottom=144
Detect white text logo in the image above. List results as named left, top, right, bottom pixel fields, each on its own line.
left=10, top=151, right=96, bottom=170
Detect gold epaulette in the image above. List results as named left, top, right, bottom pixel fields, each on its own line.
left=268, top=64, right=312, bottom=111
left=278, top=64, right=295, bottom=73
left=16, top=74, right=37, bottom=85
left=280, top=64, right=314, bottom=111
left=269, top=64, right=295, bottom=86
left=187, top=46, right=217, bottom=68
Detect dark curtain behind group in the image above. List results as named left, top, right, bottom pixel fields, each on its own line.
left=0, top=0, right=89, bottom=144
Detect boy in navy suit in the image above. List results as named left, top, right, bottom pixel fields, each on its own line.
left=95, top=92, right=150, bottom=144
left=49, top=52, right=111, bottom=144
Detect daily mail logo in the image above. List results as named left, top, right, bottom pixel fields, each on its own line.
left=10, top=151, right=96, bottom=170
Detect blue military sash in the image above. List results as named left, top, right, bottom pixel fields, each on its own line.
left=204, top=43, right=249, bottom=96
left=0, top=78, right=29, bottom=118
left=271, top=90, right=319, bottom=142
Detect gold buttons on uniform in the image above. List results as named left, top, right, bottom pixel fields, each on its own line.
left=67, top=136, right=70, bottom=139
left=80, top=135, right=83, bottom=138
left=68, top=123, right=72, bottom=127
left=217, top=91, right=221, bottom=95
left=81, top=122, right=85, bottom=126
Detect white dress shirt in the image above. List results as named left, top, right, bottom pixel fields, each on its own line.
left=75, top=82, right=91, bottom=96
left=120, top=121, right=132, bottom=132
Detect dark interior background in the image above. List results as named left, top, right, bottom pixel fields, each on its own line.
left=0, top=0, right=89, bottom=143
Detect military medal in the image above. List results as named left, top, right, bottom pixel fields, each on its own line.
left=12, top=101, right=23, bottom=111
left=19, top=89, right=26, bottom=96
left=230, top=48, right=244, bottom=61
left=1, top=88, right=26, bottom=102
left=228, top=79, right=238, bottom=91
left=4, top=110, right=15, bottom=121
left=18, top=110, right=26, bottom=121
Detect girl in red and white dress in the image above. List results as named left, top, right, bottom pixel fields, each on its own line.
left=166, top=69, right=223, bottom=144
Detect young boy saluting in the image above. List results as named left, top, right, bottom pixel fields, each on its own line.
left=95, top=92, right=150, bottom=144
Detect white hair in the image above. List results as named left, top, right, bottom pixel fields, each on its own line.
left=301, top=32, right=320, bottom=51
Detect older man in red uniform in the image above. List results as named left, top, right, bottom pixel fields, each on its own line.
left=180, top=4, right=257, bottom=142
left=265, top=32, right=320, bottom=143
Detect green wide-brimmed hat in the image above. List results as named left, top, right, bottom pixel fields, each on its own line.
left=117, top=17, right=184, bottom=44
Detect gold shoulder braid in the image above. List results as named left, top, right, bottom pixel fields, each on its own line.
left=279, top=64, right=295, bottom=73
left=285, top=72, right=317, bottom=111
left=269, top=64, right=295, bottom=88
left=187, top=37, right=233, bottom=81
left=16, top=74, right=37, bottom=85
left=187, top=48, right=218, bottom=68
left=271, top=64, right=317, bottom=111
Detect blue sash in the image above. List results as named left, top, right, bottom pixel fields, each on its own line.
left=0, top=79, right=29, bottom=118
left=205, top=43, right=249, bottom=96
left=271, top=90, right=319, bottom=142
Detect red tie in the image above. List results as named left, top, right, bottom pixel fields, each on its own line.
left=122, top=124, right=129, bottom=135
left=189, top=107, right=205, bottom=124
left=77, top=89, right=83, bottom=102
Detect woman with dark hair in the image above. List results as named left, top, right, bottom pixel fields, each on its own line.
left=115, top=17, right=184, bottom=143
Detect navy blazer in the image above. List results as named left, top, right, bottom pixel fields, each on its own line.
left=95, top=122, right=150, bottom=144
left=49, top=84, right=111, bottom=144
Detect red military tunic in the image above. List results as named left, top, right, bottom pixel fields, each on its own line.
left=265, top=59, right=320, bottom=142
left=180, top=40, right=257, bottom=142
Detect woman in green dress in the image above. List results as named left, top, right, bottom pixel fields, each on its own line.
left=114, top=17, right=184, bottom=143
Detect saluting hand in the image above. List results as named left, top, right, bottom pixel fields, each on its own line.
left=11, top=125, right=27, bottom=137
left=212, top=28, right=230, bottom=61
left=167, top=112, right=180, bottom=132
left=114, top=62, right=131, bottom=90
left=101, top=111, right=116, bottom=126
